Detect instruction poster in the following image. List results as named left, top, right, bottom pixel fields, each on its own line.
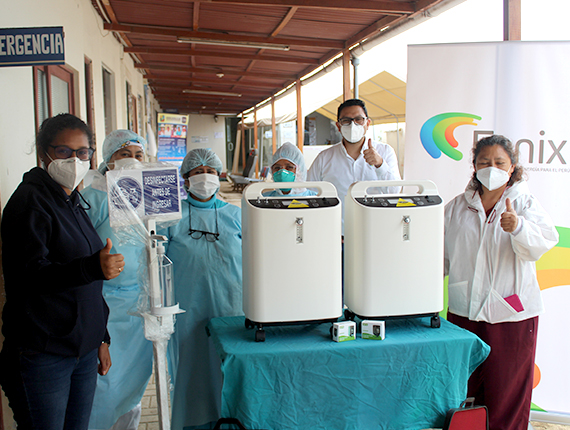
left=157, top=113, right=188, bottom=168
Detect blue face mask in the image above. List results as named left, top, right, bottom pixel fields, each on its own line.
left=272, top=168, right=295, bottom=193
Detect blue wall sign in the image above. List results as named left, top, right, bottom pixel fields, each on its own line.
left=0, top=27, right=65, bottom=67
left=142, top=170, right=180, bottom=216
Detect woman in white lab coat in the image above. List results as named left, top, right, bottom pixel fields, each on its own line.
left=444, top=135, right=558, bottom=430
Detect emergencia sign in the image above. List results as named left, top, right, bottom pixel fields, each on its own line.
left=0, top=27, right=65, bottom=67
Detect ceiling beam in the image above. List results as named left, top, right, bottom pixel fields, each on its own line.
left=151, top=85, right=271, bottom=97
left=124, top=46, right=318, bottom=65
left=160, top=101, right=253, bottom=110
left=103, top=23, right=344, bottom=49
left=145, top=74, right=281, bottom=88
left=193, top=0, right=414, bottom=14
left=153, top=90, right=262, bottom=100
left=193, top=1, right=200, bottom=31
left=271, top=6, right=298, bottom=37
left=136, top=63, right=295, bottom=79
left=345, top=16, right=400, bottom=48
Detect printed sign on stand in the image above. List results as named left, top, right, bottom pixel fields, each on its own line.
left=107, top=166, right=182, bottom=228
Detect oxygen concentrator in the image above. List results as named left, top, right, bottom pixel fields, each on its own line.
left=344, top=180, right=444, bottom=328
left=242, top=181, right=342, bottom=341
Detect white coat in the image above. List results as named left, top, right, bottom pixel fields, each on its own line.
left=307, top=139, right=401, bottom=224
left=444, top=180, right=558, bottom=323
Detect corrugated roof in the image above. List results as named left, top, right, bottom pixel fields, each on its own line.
left=92, top=0, right=446, bottom=115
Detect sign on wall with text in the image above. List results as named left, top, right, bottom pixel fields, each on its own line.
left=405, top=41, right=570, bottom=422
left=0, top=27, right=64, bottom=67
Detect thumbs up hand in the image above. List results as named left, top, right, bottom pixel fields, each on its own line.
left=500, top=198, right=519, bottom=233
left=99, top=238, right=125, bottom=280
left=363, top=139, right=384, bottom=168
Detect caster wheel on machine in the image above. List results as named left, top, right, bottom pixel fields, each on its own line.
left=245, top=318, right=254, bottom=329
left=255, top=329, right=266, bottom=342
left=431, top=315, right=441, bottom=328
left=344, top=309, right=356, bottom=321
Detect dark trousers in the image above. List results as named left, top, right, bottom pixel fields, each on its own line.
left=447, top=313, right=538, bottom=430
left=0, top=345, right=98, bottom=430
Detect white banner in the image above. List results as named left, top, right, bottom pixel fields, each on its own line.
left=405, top=41, right=570, bottom=419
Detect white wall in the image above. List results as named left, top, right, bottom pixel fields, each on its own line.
left=186, top=114, right=228, bottom=170
left=0, top=0, right=150, bottom=209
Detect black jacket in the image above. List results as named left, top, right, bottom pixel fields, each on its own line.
left=1, top=167, right=110, bottom=357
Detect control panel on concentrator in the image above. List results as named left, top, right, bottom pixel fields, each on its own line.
left=249, top=197, right=340, bottom=209
left=355, top=195, right=442, bottom=208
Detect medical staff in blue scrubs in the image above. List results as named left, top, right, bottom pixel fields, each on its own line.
left=263, top=142, right=317, bottom=197
left=165, top=148, right=243, bottom=430
left=82, top=130, right=153, bottom=430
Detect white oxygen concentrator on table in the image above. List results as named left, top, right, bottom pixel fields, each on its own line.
left=242, top=181, right=343, bottom=341
left=344, top=180, right=444, bottom=328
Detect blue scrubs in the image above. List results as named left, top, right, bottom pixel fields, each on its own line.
left=82, top=183, right=153, bottom=430
left=165, top=195, right=243, bottom=430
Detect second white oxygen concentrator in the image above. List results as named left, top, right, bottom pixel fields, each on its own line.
left=344, top=180, right=444, bottom=328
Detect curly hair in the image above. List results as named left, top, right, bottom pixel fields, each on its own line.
left=36, top=113, right=94, bottom=156
left=469, top=134, right=524, bottom=194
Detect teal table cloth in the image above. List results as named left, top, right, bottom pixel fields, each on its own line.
left=206, top=316, right=490, bottom=430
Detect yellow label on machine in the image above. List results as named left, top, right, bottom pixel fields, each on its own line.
left=396, top=198, right=416, bottom=207
left=288, top=199, right=309, bottom=208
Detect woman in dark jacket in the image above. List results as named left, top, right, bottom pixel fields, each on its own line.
left=0, top=113, right=124, bottom=430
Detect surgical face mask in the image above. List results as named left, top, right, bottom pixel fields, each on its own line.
left=272, top=168, right=295, bottom=193
left=341, top=122, right=366, bottom=144
left=272, top=169, right=295, bottom=183
left=111, top=157, right=143, bottom=170
left=189, top=173, right=220, bottom=199
left=46, top=155, right=90, bottom=191
left=476, top=166, right=511, bottom=191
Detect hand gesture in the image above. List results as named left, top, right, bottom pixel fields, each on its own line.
left=500, top=198, right=518, bottom=233
left=98, top=342, right=112, bottom=376
left=99, top=238, right=125, bottom=280
left=363, top=139, right=384, bottom=168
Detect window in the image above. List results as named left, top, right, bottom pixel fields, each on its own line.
left=102, top=66, right=116, bottom=137
left=33, top=65, right=74, bottom=129
left=126, top=81, right=137, bottom=132
left=85, top=57, right=97, bottom=168
left=33, top=65, right=75, bottom=164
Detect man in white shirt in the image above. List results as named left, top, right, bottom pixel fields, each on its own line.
left=307, top=99, right=401, bottom=223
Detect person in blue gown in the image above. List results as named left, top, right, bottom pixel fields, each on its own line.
left=165, top=148, right=243, bottom=430
left=263, top=142, right=317, bottom=198
left=82, top=130, right=154, bottom=430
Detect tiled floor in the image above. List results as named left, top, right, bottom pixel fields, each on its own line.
left=138, top=373, right=161, bottom=430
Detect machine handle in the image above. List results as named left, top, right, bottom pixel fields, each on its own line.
left=348, top=180, right=438, bottom=197
left=243, top=181, right=338, bottom=199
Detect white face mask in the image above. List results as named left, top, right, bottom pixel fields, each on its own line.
left=476, top=166, right=511, bottom=191
left=46, top=156, right=91, bottom=191
left=111, top=158, right=143, bottom=170
left=189, top=173, right=220, bottom=199
left=340, top=122, right=366, bottom=144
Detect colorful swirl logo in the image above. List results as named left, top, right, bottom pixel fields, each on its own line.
left=420, top=112, right=482, bottom=160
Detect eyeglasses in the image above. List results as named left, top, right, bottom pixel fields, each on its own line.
left=188, top=206, right=219, bottom=242
left=49, top=145, right=94, bottom=160
left=271, top=165, right=296, bottom=174
left=338, top=116, right=367, bottom=126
